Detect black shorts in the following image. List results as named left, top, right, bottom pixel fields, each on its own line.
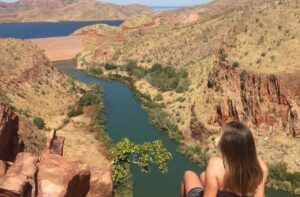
left=187, top=187, right=204, bottom=197
left=188, top=188, right=242, bottom=197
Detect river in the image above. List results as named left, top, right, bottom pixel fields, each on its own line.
left=1, top=22, right=298, bottom=197
left=55, top=60, right=298, bottom=197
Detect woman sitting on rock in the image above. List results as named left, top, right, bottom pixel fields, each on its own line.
left=181, top=121, right=268, bottom=197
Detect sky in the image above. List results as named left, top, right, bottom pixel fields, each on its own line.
left=1, top=0, right=210, bottom=7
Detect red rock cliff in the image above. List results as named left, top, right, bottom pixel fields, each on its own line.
left=206, top=49, right=300, bottom=137
left=0, top=103, right=23, bottom=161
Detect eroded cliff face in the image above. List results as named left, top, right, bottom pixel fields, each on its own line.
left=0, top=103, right=23, bottom=161
left=206, top=49, right=300, bottom=137
left=0, top=110, right=113, bottom=197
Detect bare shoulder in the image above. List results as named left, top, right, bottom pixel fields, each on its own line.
left=258, top=157, right=269, bottom=175
left=207, top=157, right=224, bottom=170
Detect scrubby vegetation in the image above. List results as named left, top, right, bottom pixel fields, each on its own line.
left=67, top=105, right=83, bottom=117
left=146, top=64, right=190, bottom=93
left=81, top=86, right=109, bottom=143
left=112, top=138, right=172, bottom=187
left=88, top=67, right=103, bottom=76
left=104, top=63, right=118, bottom=70
left=33, top=117, right=45, bottom=130
left=125, top=62, right=190, bottom=93
left=267, top=162, right=300, bottom=193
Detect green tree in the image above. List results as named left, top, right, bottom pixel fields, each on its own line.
left=33, top=117, right=45, bottom=129
left=112, top=138, right=172, bottom=187
left=126, top=61, right=138, bottom=74
left=79, top=86, right=103, bottom=106
left=89, top=67, right=103, bottom=75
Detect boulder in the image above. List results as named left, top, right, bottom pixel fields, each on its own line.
left=0, top=103, right=22, bottom=161
left=0, top=175, right=32, bottom=197
left=89, top=167, right=113, bottom=197
left=6, top=152, right=39, bottom=196
left=0, top=153, right=38, bottom=196
left=37, top=153, right=91, bottom=197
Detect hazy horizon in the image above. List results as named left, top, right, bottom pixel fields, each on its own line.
left=1, top=0, right=210, bottom=7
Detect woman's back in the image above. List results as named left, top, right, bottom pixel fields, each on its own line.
left=181, top=121, right=269, bottom=197
left=203, top=156, right=268, bottom=197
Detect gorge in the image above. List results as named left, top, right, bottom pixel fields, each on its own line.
left=0, top=0, right=300, bottom=196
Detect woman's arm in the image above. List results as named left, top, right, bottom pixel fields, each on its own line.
left=203, top=157, right=220, bottom=197
left=254, top=158, right=269, bottom=197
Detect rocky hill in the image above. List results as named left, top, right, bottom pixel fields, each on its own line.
left=76, top=0, right=300, bottom=174
left=0, top=0, right=152, bottom=22
left=0, top=39, right=79, bottom=128
left=0, top=39, right=112, bottom=196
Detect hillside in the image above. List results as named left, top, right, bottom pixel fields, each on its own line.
left=0, top=39, right=113, bottom=196
left=75, top=0, right=300, bottom=176
left=0, top=39, right=81, bottom=151
left=0, top=0, right=152, bottom=22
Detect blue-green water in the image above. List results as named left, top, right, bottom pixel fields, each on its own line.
left=0, top=21, right=123, bottom=39
left=56, top=60, right=299, bottom=197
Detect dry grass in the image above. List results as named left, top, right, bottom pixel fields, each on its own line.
left=77, top=0, right=300, bottom=172
left=58, top=107, right=110, bottom=169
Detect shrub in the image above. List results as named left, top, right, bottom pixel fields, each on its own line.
left=176, top=78, right=190, bottom=93
left=239, top=71, right=247, bottom=83
left=104, top=64, right=118, bottom=70
left=258, top=36, right=264, bottom=45
left=89, top=67, right=103, bottom=75
left=154, top=94, right=163, bottom=101
left=271, top=55, right=276, bottom=62
left=269, top=74, right=276, bottom=82
left=33, top=117, right=45, bottom=129
left=67, top=105, right=83, bottom=117
left=219, top=52, right=228, bottom=61
left=232, top=61, right=240, bottom=69
left=176, top=97, right=186, bottom=102
left=126, top=61, right=138, bottom=73
left=256, top=58, right=262, bottom=64
left=79, top=87, right=103, bottom=106
left=269, top=162, right=300, bottom=188
left=146, top=64, right=190, bottom=92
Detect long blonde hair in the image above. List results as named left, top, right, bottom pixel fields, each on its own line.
left=218, top=121, right=263, bottom=196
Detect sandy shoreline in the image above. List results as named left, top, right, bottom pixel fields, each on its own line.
left=30, top=35, right=85, bottom=61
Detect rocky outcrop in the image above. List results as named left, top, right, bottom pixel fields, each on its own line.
left=0, top=104, right=112, bottom=197
left=0, top=152, right=91, bottom=197
left=37, top=153, right=91, bottom=197
left=207, top=49, right=300, bottom=137
left=0, top=103, right=23, bottom=161
left=89, top=167, right=113, bottom=197
left=190, top=104, right=211, bottom=141
left=0, top=152, right=37, bottom=197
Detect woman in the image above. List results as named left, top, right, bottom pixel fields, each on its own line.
left=181, top=121, right=268, bottom=197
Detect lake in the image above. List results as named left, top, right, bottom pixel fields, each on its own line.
left=0, top=20, right=123, bottom=39
left=1, top=22, right=299, bottom=197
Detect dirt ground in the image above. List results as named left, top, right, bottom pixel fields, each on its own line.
left=30, top=35, right=86, bottom=61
